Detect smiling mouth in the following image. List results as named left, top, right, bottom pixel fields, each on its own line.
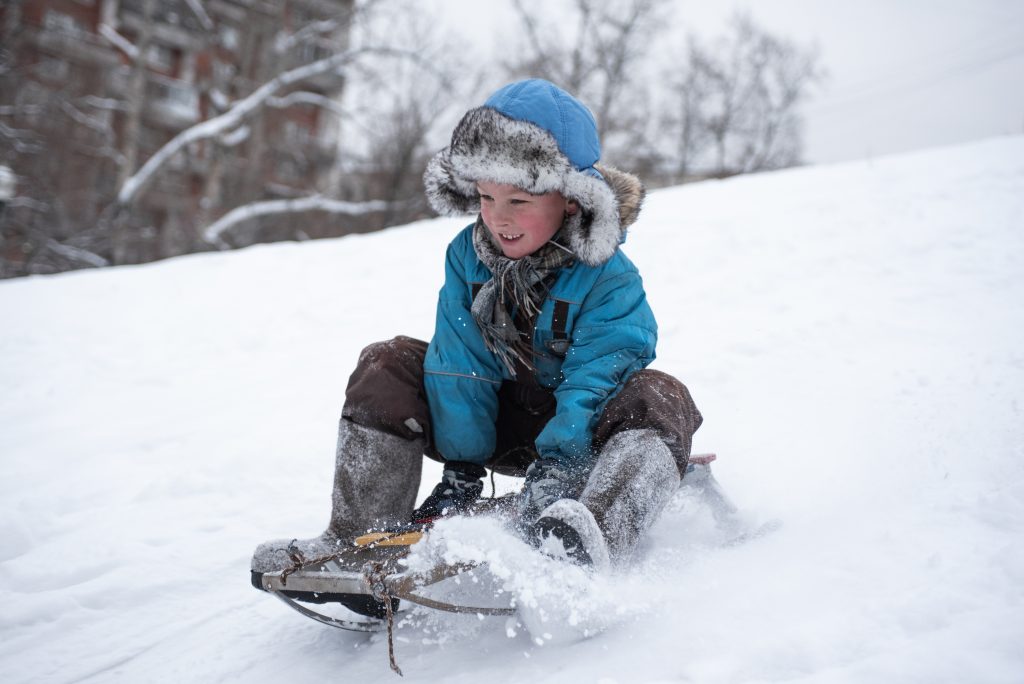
left=498, top=233, right=523, bottom=241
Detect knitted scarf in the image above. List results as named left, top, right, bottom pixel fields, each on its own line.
left=471, top=217, right=574, bottom=377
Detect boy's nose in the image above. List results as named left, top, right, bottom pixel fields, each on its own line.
left=490, top=204, right=511, bottom=226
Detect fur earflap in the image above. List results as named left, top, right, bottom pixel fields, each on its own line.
left=599, top=164, right=645, bottom=230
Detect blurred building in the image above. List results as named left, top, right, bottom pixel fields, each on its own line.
left=0, top=0, right=355, bottom=276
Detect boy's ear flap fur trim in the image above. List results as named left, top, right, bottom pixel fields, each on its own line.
left=424, top=150, right=481, bottom=216
left=598, top=164, right=645, bottom=230
left=559, top=169, right=621, bottom=266
left=557, top=165, right=644, bottom=266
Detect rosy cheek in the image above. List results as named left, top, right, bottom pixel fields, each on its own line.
left=521, top=215, right=545, bottom=233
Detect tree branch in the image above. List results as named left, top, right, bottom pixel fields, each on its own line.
left=98, top=23, right=140, bottom=61
left=116, top=45, right=413, bottom=207
left=202, top=196, right=397, bottom=246
left=182, top=0, right=215, bottom=32
left=44, top=238, right=110, bottom=267
left=266, top=91, right=348, bottom=118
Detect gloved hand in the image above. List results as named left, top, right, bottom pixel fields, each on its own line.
left=515, top=458, right=586, bottom=523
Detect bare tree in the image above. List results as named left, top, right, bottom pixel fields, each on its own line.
left=329, top=1, right=484, bottom=231
left=664, top=13, right=824, bottom=181
left=659, top=48, right=713, bottom=182
left=503, top=0, right=669, bottom=167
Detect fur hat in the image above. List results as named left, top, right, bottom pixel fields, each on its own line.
left=424, top=79, right=644, bottom=266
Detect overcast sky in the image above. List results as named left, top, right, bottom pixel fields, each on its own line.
left=427, top=0, right=1024, bottom=165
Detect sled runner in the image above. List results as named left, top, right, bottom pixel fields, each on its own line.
left=253, top=541, right=514, bottom=624
left=251, top=453, right=731, bottom=633
left=251, top=453, right=744, bottom=674
left=250, top=496, right=518, bottom=636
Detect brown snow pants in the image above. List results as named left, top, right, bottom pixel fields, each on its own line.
left=341, top=336, right=702, bottom=477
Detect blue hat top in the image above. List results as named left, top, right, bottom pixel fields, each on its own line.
left=484, top=79, right=603, bottom=179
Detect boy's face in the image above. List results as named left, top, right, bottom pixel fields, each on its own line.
left=477, top=181, right=576, bottom=259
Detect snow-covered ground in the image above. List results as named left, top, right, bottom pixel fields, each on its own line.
left=2, top=136, right=1023, bottom=683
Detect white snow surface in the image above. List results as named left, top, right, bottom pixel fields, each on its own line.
left=3, top=136, right=1024, bottom=683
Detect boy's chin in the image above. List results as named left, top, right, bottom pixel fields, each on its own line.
left=499, top=247, right=529, bottom=259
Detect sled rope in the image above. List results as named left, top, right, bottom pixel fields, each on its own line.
left=277, top=543, right=514, bottom=615
left=384, top=582, right=401, bottom=676
left=279, top=539, right=390, bottom=584
left=280, top=541, right=342, bottom=585
left=366, top=561, right=402, bottom=676
left=387, top=563, right=516, bottom=616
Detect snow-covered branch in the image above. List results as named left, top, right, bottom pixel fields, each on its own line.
left=0, top=121, right=42, bottom=154
left=45, top=239, right=110, bottom=268
left=219, top=125, right=250, bottom=147
left=8, top=197, right=51, bottom=212
left=98, top=23, right=140, bottom=60
left=0, top=103, right=43, bottom=118
left=117, top=46, right=410, bottom=207
left=209, top=88, right=230, bottom=112
left=60, top=100, right=113, bottom=135
left=274, top=19, right=342, bottom=54
left=266, top=91, right=348, bottom=118
left=203, top=196, right=395, bottom=245
left=271, top=0, right=375, bottom=53
left=183, top=0, right=215, bottom=32
left=76, top=95, right=128, bottom=112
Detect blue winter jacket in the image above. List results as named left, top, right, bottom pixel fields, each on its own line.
left=423, top=224, right=657, bottom=467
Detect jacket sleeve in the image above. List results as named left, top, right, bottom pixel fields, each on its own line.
left=534, top=269, right=657, bottom=464
left=423, top=234, right=504, bottom=465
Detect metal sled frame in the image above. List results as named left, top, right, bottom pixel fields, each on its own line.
left=258, top=553, right=515, bottom=633
left=259, top=453, right=728, bottom=633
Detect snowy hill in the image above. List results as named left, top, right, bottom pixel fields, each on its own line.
left=2, top=136, right=1023, bottom=683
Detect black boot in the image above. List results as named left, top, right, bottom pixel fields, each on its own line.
left=532, top=513, right=598, bottom=566
left=411, top=461, right=486, bottom=524
left=515, top=458, right=585, bottom=523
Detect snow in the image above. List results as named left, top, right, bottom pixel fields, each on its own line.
left=2, top=135, right=1024, bottom=682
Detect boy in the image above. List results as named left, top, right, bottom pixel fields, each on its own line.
left=252, top=79, right=701, bottom=579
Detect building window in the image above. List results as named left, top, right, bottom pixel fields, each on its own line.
left=148, top=75, right=199, bottom=121
left=213, top=60, right=236, bottom=85
left=34, top=56, right=70, bottom=81
left=296, top=41, right=329, bottom=64
left=276, top=155, right=302, bottom=182
left=283, top=120, right=315, bottom=147
left=15, top=82, right=48, bottom=124
left=146, top=44, right=176, bottom=72
left=220, top=26, right=240, bottom=51
left=43, top=10, right=90, bottom=39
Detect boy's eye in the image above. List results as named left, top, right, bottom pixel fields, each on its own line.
left=509, top=198, right=528, bottom=205
left=478, top=193, right=493, bottom=201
